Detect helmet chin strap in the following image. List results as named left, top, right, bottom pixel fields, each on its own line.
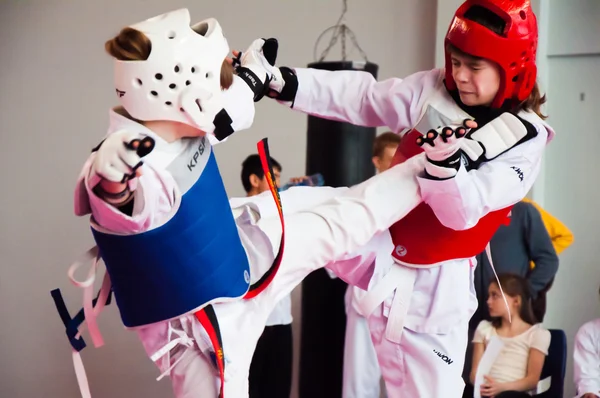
left=485, top=243, right=512, bottom=324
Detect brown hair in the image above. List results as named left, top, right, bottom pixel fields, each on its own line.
left=446, top=5, right=548, bottom=119
left=373, top=132, right=401, bottom=157
left=489, top=273, right=537, bottom=328
left=105, top=27, right=234, bottom=89
left=519, top=83, right=547, bottom=120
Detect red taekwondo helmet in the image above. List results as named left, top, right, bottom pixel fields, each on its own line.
left=444, top=0, right=539, bottom=108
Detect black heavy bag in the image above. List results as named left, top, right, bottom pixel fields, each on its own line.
left=299, top=60, right=378, bottom=398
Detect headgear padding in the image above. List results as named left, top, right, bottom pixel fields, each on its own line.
left=114, top=9, right=230, bottom=132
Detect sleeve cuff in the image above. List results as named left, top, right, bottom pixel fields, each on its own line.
left=289, top=67, right=312, bottom=111
left=417, top=164, right=468, bottom=195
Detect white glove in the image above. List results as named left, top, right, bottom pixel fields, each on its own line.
left=234, top=38, right=281, bottom=101
left=91, top=130, right=155, bottom=184
left=416, top=120, right=473, bottom=179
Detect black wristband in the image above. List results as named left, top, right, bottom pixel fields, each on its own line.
left=427, top=150, right=462, bottom=171
left=236, top=67, right=268, bottom=102
left=273, top=67, right=299, bottom=103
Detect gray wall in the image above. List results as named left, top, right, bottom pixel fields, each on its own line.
left=541, top=1, right=600, bottom=396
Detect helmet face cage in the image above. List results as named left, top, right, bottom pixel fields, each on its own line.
left=444, top=0, right=538, bottom=109
left=113, top=9, right=230, bottom=132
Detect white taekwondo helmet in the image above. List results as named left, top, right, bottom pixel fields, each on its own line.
left=113, top=8, right=230, bottom=133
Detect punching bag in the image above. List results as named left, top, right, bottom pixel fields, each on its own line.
left=299, top=60, right=378, bottom=398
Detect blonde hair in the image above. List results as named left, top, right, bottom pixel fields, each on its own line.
left=105, top=27, right=234, bottom=90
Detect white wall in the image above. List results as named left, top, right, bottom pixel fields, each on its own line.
left=541, top=1, right=600, bottom=397
left=527, top=0, right=550, bottom=204
left=546, top=0, right=600, bottom=57
left=544, top=54, right=600, bottom=398
left=0, top=0, right=436, bottom=397
left=434, top=0, right=463, bottom=68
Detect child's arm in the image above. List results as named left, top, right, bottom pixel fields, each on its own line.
left=495, top=327, right=550, bottom=393
left=497, top=348, right=546, bottom=392
left=574, top=322, right=600, bottom=396
left=74, top=131, right=176, bottom=234
left=287, top=67, right=438, bottom=133
left=470, top=320, right=491, bottom=384
left=235, top=38, right=439, bottom=133
left=470, top=342, right=485, bottom=385
left=418, top=113, right=550, bottom=230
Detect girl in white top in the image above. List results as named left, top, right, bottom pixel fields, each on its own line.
left=471, top=273, right=551, bottom=398
left=573, top=298, right=600, bottom=398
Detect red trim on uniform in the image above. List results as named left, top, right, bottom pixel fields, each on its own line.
left=194, top=306, right=225, bottom=398
left=194, top=139, right=286, bottom=398
left=244, top=138, right=285, bottom=299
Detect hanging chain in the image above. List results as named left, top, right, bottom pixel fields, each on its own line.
left=341, top=24, right=347, bottom=60
left=313, top=0, right=369, bottom=62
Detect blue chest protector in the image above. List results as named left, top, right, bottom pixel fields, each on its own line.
left=92, top=152, right=250, bottom=328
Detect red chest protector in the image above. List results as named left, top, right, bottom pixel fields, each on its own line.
left=389, top=102, right=512, bottom=267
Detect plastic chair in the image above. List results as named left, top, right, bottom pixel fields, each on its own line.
left=534, top=328, right=567, bottom=398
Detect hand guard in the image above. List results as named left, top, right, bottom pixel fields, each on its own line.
left=91, top=130, right=155, bottom=184
left=416, top=120, right=472, bottom=179
left=233, top=38, right=280, bottom=102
